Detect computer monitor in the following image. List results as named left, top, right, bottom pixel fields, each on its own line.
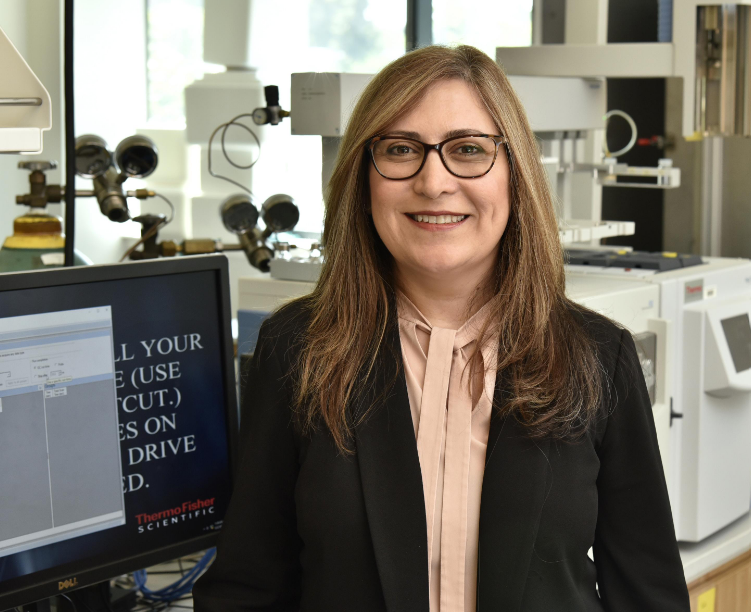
left=0, top=255, right=239, bottom=610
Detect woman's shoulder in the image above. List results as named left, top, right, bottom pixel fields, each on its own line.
left=255, top=296, right=313, bottom=367
left=565, top=300, right=628, bottom=378
left=262, top=296, right=312, bottom=337
left=566, top=300, right=623, bottom=340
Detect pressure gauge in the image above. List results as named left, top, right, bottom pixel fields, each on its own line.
left=252, top=85, right=289, bottom=126
left=74, top=134, right=111, bottom=178
left=252, top=108, right=269, bottom=126
left=220, top=194, right=259, bottom=234
left=115, top=135, right=159, bottom=178
left=261, top=194, right=299, bottom=233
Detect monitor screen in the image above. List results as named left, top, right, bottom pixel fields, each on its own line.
left=0, top=255, right=238, bottom=610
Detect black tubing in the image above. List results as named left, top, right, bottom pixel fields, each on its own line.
left=64, top=0, right=76, bottom=266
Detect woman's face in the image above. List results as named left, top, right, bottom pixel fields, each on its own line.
left=369, top=79, right=511, bottom=283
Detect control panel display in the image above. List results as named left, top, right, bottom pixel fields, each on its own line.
left=721, top=313, right=751, bottom=373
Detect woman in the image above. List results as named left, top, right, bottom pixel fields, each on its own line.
left=193, top=45, right=689, bottom=611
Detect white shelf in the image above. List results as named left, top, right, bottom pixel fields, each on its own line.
left=496, top=43, right=674, bottom=78
left=559, top=220, right=635, bottom=244
left=680, top=511, right=751, bottom=584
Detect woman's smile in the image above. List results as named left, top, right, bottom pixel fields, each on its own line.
left=405, top=211, right=469, bottom=230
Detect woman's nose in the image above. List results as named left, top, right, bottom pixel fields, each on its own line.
left=412, top=149, right=456, bottom=199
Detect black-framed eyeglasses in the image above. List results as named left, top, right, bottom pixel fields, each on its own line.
left=366, top=133, right=508, bottom=180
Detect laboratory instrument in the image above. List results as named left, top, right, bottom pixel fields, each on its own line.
left=2, top=135, right=164, bottom=272
left=568, top=254, right=751, bottom=542
left=497, top=0, right=751, bottom=139
left=496, top=0, right=751, bottom=257
left=121, top=193, right=299, bottom=274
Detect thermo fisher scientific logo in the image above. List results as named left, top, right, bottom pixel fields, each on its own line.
left=685, top=280, right=704, bottom=303
left=136, top=498, right=216, bottom=533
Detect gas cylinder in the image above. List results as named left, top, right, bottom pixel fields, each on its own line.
left=0, top=211, right=91, bottom=272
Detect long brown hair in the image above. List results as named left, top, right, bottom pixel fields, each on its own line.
left=290, top=45, right=604, bottom=452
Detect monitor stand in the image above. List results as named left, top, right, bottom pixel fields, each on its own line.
left=21, top=600, right=50, bottom=612
left=22, top=583, right=137, bottom=612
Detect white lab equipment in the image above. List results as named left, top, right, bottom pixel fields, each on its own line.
left=496, top=0, right=751, bottom=257
left=568, top=256, right=751, bottom=542
left=0, top=26, right=52, bottom=154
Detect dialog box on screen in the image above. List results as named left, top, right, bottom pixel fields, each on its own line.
left=0, top=307, right=125, bottom=558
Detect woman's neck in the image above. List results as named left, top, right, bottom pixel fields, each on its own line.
left=396, top=264, right=494, bottom=330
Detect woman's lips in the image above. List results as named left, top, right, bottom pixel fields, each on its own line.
left=405, top=212, right=468, bottom=229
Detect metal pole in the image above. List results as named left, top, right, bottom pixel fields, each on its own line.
left=64, top=0, right=76, bottom=267
left=700, top=136, right=724, bottom=256
left=406, top=0, right=432, bottom=52
left=532, top=0, right=544, bottom=45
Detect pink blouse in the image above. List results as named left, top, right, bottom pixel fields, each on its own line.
left=396, top=293, right=499, bottom=612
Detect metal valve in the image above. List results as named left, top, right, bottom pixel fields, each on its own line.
left=19, top=160, right=57, bottom=173
left=16, top=161, right=63, bottom=208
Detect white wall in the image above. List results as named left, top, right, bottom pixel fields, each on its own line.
left=73, top=0, right=148, bottom=263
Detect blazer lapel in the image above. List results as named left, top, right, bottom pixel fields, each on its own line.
left=477, top=380, right=552, bottom=612
left=354, top=321, right=430, bottom=612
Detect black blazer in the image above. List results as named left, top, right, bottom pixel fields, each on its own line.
left=193, top=302, right=690, bottom=611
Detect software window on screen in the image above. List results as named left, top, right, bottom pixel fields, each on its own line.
left=0, top=307, right=125, bottom=558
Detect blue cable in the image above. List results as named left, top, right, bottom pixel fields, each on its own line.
left=133, top=548, right=216, bottom=603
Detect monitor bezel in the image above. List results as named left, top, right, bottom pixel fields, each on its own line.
left=0, top=255, right=240, bottom=610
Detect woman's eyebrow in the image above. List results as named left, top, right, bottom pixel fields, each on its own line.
left=387, top=130, right=422, bottom=139
left=444, top=128, right=487, bottom=139
left=385, top=128, right=487, bottom=140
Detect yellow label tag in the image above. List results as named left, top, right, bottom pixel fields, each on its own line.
left=697, top=587, right=716, bottom=612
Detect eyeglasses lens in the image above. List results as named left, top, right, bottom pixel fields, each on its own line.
left=371, top=136, right=497, bottom=179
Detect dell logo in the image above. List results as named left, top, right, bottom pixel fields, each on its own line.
left=58, top=577, right=78, bottom=591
